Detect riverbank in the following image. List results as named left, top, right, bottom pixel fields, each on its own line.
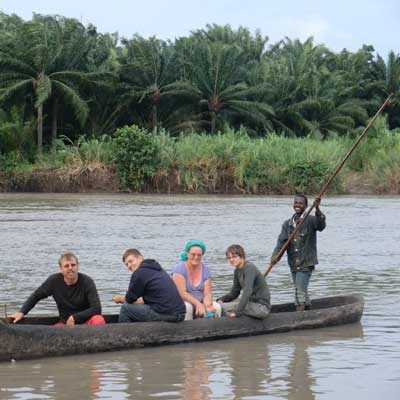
left=1, top=127, right=399, bottom=195
left=0, top=168, right=381, bottom=195
left=0, top=165, right=119, bottom=193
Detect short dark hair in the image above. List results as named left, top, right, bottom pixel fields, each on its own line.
left=225, top=244, right=246, bottom=259
left=294, top=193, right=308, bottom=206
left=122, top=248, right=142, bottom=262
left=59, top=252, right=78, bottom=267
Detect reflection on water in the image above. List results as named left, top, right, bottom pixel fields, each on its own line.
left=0, top=194, right=400, bottom=399
left=0, top=325, right=364, bottom=400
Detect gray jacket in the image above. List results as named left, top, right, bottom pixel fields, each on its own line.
left=272, top=212, right=326, bottom=272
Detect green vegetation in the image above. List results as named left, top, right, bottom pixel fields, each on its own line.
left=156, top=129, right=347, bottom=194
left=113, top=125, right=160, bottom=190
left=2, top=123, right=399, bottom=194
left=0, top=13, right=399, bottom=194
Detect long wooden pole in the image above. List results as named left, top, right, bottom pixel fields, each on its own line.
left=264, top=94, right=393, bottom=278
left=4, top=304, right=9, bottom=324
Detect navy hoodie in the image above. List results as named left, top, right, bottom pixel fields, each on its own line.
left=125, top=259, right=185, bottom=315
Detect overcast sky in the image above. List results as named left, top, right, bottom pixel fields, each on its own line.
left=1, top=0, right=398, bottom=57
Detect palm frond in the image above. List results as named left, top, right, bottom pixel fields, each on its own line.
left=52, top=79, right=89, bottom=124
left=0, top=55, right=37, bottom=76
left=0, top=79, right=32, bottom=103
left=0, top=72, right=33, bottom=86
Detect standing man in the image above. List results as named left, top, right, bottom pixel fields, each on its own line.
left=270, top=194, right=326, bottom=311
left=113, top=249, right=186, bottom=322
left=11, top=252, right=105, bottom=325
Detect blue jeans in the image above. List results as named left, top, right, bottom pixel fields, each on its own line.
left=291, top=270, right=313, bottom=306
left=119, top=303, right=185, bottom=323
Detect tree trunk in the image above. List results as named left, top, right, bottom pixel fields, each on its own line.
left=51, top=99, right=58, bottom=147
left=37, top=104, right=43, bottom=153
left=211, top=111, right=216, bottom=133
left=151, top=103, right=157, bottom=133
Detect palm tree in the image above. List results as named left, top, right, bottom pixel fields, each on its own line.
left=191, top=23, right=268, bottom=63
left=259, top=55, right=305, bottom=136
left=259, top=38, right=324, bottom=135
left=171, top=41, right=274, bottom=133
left=295, top=97, right=368, bottom=138
left=383, top=51, right=400, bottom=128
left=261, top=37, right=368, bottom=137
left=118, top=35, right=178, bottom=132
left=0, top=17, right=92, bottom=151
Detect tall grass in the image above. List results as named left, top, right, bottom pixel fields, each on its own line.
left=341, top=117, right=400, bottom=193
left=155, top=128, right=347, bottom=194
left=32, top=135, right=115, bottom=171
left=366, top=130, right=400, bottom=193
left=3, top=123, right=399, bottom=194
left=3, top=136, right=116, bottom=191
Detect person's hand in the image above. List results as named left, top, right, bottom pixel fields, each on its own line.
left=313, top=197, right=321, bottom=209
left=195, top=303, right=206, bottom=317
left=206, top=303, right=216, bottom=313
left=314, top=197, right=323, bottom=216
left=270, top=255, right=280, bottom=267
left=66, top=315, right=75, bottom=326
left=10, top=312, right=24, bottom=324
left=228, top=312, right=237, bottom=318
left=113, top=295, right=124, bottom=304
left=135, top=297, right=144, bottom=304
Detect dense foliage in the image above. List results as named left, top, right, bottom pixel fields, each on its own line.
left=0, top=13, right=399, bottom=194
left=2, top=122, right=399, bottom=194
left=113, top=125, right=161, bottom=190
left=1, top=13, right=399, bottom=152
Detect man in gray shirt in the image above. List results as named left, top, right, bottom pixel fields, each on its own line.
left=218, top=244, right=271, bottom=319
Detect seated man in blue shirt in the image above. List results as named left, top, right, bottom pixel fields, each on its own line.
left=113, top=248, right=186, bottom=322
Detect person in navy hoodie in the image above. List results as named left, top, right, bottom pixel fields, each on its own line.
left=113, top=248, right=186, bottom=322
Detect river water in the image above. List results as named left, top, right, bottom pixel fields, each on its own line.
left=0, top=193, right=399, bottom=399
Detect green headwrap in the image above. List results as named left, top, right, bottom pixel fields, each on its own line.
left=180, top=240, right=206, bottom=261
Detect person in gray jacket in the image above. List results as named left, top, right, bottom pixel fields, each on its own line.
left=218, top=244, right=271, bottom=319
left=271, top=194, right=326, bottom=311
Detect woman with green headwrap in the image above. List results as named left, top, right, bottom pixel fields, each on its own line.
left=172, top=240, right=221, bottom=320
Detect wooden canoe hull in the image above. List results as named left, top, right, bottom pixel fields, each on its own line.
left=0, top=294, right=364, bottom=361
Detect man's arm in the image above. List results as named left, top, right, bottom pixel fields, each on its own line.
left=218, top=272, right=241, bottom=303
left=11, top=277, right=53, bottom=323
left=313, top=197, right=326, bottom=231
left=203, top=279, right=214, bottom=310
left=235, top=268, right=258, bottom=315
left=124, top=273, right=143, bottom=304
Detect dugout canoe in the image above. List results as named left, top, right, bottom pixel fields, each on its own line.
left=0, top=294, right=363, bottom=362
